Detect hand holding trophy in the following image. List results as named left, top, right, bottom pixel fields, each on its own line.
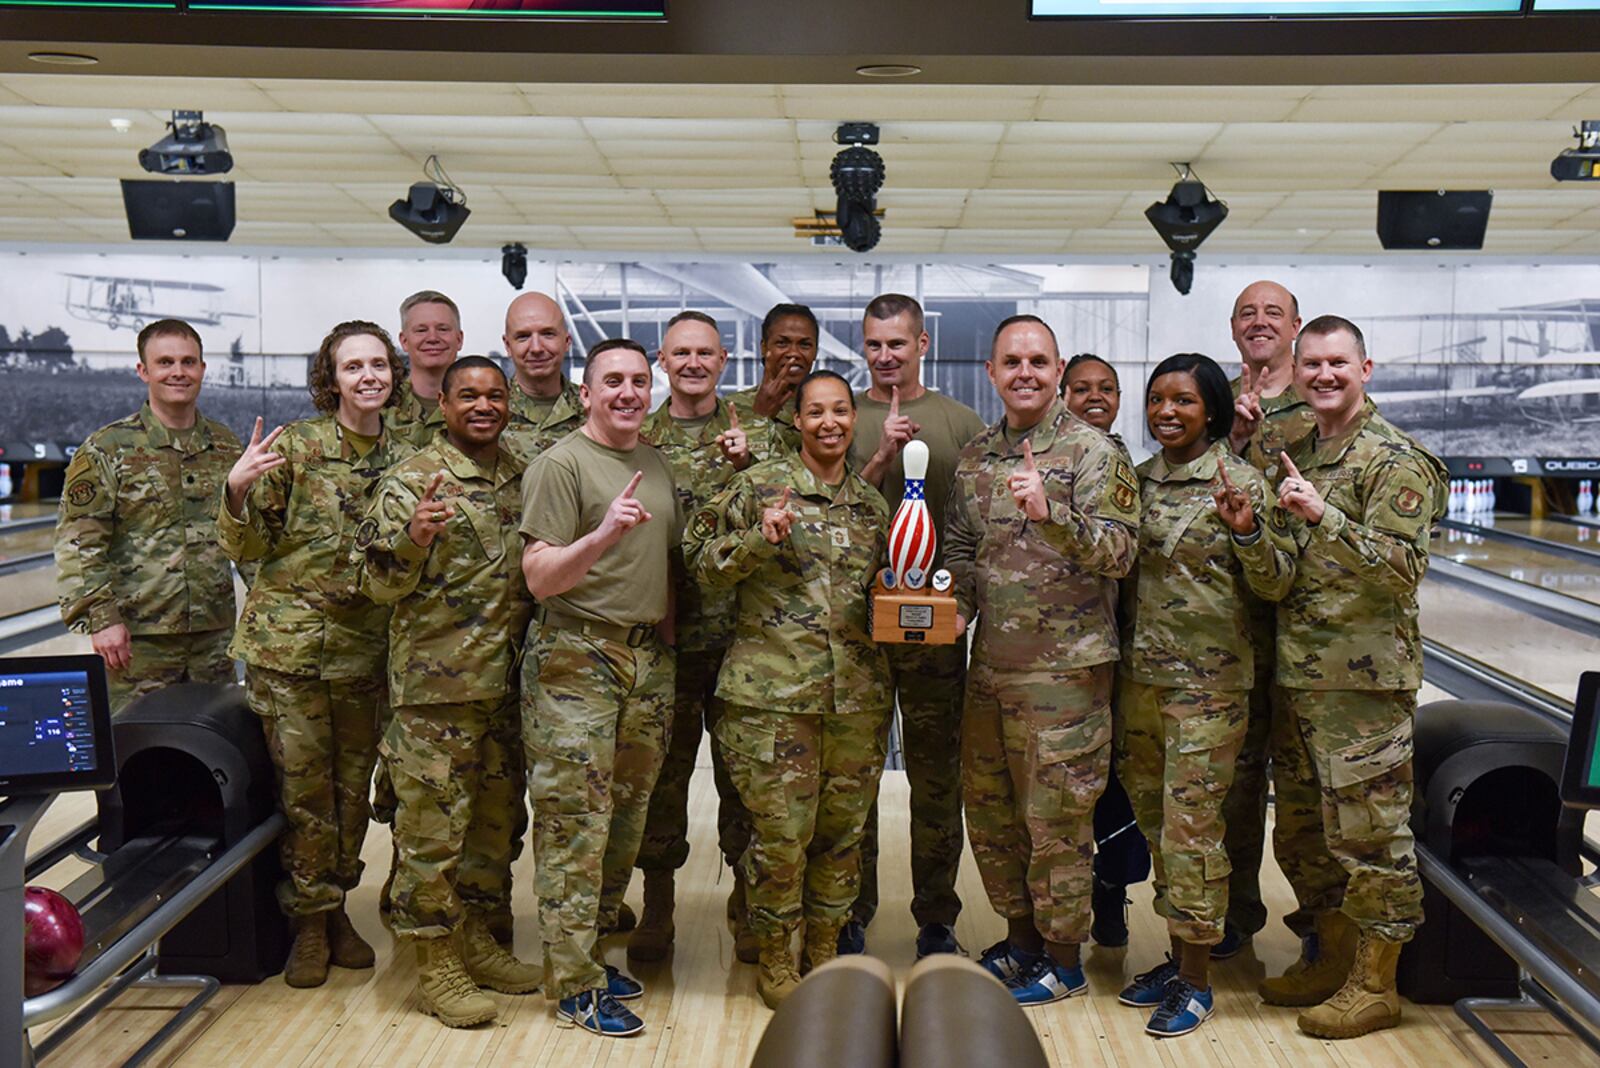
left=870, top=439, right=959, bottom=644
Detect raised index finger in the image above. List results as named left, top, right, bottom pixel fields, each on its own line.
left=889, top=385, right=900, bottom=419
left=726, top=403, right=740, bottom=429
left=1279, top=452, right=1302, bottom=481
left=420, top=471, right=445, bottom=502
left=776, top=486, right=791, bottom=510
left=1216, top=462, right=1235, bottom=491
left=249, top=415, right=265, bottom=446
left=1021, top=439, right=1037, bottom=472
left=621, top=471, right=645, bottom=499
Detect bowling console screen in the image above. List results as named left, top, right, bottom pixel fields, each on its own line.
left=0, top=655, right=115, bottom=795
left=1561, top=672, right=1600, bottom=809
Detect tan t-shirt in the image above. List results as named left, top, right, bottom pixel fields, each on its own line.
left=848, top=388, right=986, bottom=571
left=519, top=430, right=683, bottom=626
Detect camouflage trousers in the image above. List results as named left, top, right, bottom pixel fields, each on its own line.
left=636, top=646, right=749, bottom=872
left=1272, top=687, right=1424, bottom=943
left=523, top=627, right=674, bottom=1000
left=1220, top=660, right=1277, bottom=937
left=962, top=661, right=1112, bottom=946
left=717, top=704, right=889, bottom=941
left=383, top=694, right=522, bottom=939
left=110, top=628, right=234, bottom=714
left=855, top=641, right=966, bottom=928
left=1115, top=680, right=1247, bottom=945
left=246, top=666, right=383, bottom=917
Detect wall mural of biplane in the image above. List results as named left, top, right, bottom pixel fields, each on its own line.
left=2, top=251, right=1597, bottom=466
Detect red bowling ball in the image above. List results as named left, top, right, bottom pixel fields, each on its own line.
left=24, top=886, right=85, bottom=997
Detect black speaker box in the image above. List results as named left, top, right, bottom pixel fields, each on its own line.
left=121, top=179, right=236, bottom=241
left=1376, top=190, right=1492, bottom=250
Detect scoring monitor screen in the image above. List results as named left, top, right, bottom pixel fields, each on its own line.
left=1530, top=0, right=1600, bottom=9
left=186, top=0, right=663, bottom=13
left=1561, top=672, right=1600, bottom=809
left=1033, top=0, right=1520, bottom=13
left=0, top=656, right=115, bottom=795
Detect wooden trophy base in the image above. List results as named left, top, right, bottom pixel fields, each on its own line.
left=870, top=574, right=959, bottom=645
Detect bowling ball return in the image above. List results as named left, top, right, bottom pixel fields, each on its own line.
left=1403, top=676, right=1600, bottom=1066
left=1, top=656, right=286, bottom=1067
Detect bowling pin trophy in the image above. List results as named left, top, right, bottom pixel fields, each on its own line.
left=870, top=440, right=960, bottom=645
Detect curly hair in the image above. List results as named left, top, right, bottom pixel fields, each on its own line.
left=308, top=321, right=407, bottom=415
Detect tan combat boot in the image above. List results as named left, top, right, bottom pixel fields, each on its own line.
left=284, top=913, right=330, bottom=988
left=461, top=914, right=543, bottom=994
left=1298, top=930, right=1403, bottom=1039
left=756, top=926, right=802, bottom=1009
left=327, top=905, right=376, bottom=969
left=799, top=919, right=842, bottom=976
left=1259, top=910, right=1358, bottom=1007
left=415, top=935, right=498, bottom=1027
left=627, top=869, right=676, bottom=962
left=486, top=905, right=514, bottom=946
left=730, top=876, right=759, bottom=965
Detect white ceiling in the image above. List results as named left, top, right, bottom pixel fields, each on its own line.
left=2, top=74, right=1599, bottom=256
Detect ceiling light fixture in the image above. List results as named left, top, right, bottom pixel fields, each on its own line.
left=389, top=155, right=471, bottom=245
left=27, top=51, right=98, bottom=66
left=139, top=110, right=233, bottom=175
left=1551, top=120, right=1600, bottom=181
left=831, top=122, right=885, bottom=254
left=109, top=118, right=133, bottom=134
left=501, top=243, right=528, bottom=290
left=1145, top=163, right=1228, bottom=296
left=856, top=64, right=922, bottom=78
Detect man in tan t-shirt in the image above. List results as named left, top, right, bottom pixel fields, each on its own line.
left=519, top=338, right=682, bottom=1039
left=844, top=293, right=986, bottom=960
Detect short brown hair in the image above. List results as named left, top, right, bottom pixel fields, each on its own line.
left=399, top=289, right=461, bottom=329
left=666, top=310, right=718, bottom=332
left=1297, top=314, right=1367, bottom=359
left=136, top=318, right=202, bottom=364
left=308, top=321, right=407, bottom=414
left=583, top=338, right=649, bottom=386
left=864, top=293, right=924, bottom=335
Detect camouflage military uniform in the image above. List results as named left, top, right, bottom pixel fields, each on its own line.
left=945, top=399, right=1139, bottom=947
left=385, top=381, right=447, bottom=451
left=1115, top=441, right=1295, bottom=945
left=724, top=387, right=798, bottom=458
left=217, top=415, right=404, bottom=916
left=55, top=402, right=241, bottom=711
left=501, top=376, right=584, bottom=462
left=361, top=437, right=533, bottom=939
left=847, top=389, right=986, bottom=929
left=686, top=452, right=892, bottom=947
left=1225, top=378, right=1319, bottom=936
left=1271, top=400, right=1446, bottom=942
left=635, top=398, right=750, bottom=873
left=519, top=430, right=682, bottom=1001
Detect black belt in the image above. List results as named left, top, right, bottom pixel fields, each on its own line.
left=535, top=605, right=657, bottom=648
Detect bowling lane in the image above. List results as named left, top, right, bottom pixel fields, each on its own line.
left=1420, top=578, right=1592, bottom=703
left=1489, top=515, right=1600, bottom=554
left=0, top=523, right=53, bottom=564
left=0, top=500, right=58, bottom=523
left=1, top=564, right=58, bottom=619
left=1432, top=526, right=1600, bottom=606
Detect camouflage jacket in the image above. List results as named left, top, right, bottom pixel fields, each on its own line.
left=946, top=399, right=1140, bottom=673
left=1120, top=441, right=1296, bottom=691
left=687, top=452, right=891, bottom=716
left=724, top=387, right=797, bottom=460
left=1273, top=400, right=1447, bottom=691
left=501, top=375, right=584, bottom=462
left=640, top=397, right=746, bottom=653
left=1232, top=375, right=1317, bottom=485
left=385, top=380, right=446, bottom=451
left=218, top=415, right=409, bottom=679
left=360, top=437, right=534, bottom=706
left=55, top=402, right=241, bottom=636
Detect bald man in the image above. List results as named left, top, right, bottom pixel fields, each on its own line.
left=501, top=292, right=585, bottom=460
left=1215, top=279, right=1316, bottom=960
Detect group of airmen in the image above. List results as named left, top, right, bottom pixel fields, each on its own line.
left=53, top=277, right=1445, bottom=1042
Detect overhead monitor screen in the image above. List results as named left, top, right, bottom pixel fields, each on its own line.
left=1032, top=0, right=1519, bottom=14
left=1530, top=0, right=1600, bottom=9
left=0, top=0, right=176, bottom=6
left=187, top=0, right=663, bottom=13
left=0, top=655, right=115, bottom=795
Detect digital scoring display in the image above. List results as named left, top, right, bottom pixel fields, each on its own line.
left=1530, top=0, right=1600, bottom=10
left=187, top=0, right=663, bottom=13
left=1033, top=0, right=1520, bottom=14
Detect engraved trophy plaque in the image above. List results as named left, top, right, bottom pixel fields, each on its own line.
left=870, top=440, right=959, bottom=644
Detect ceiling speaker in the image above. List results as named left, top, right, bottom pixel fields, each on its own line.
left=121, top=179, right=236, bottom=241
left=1376, top=190, right=1491, bottom=250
